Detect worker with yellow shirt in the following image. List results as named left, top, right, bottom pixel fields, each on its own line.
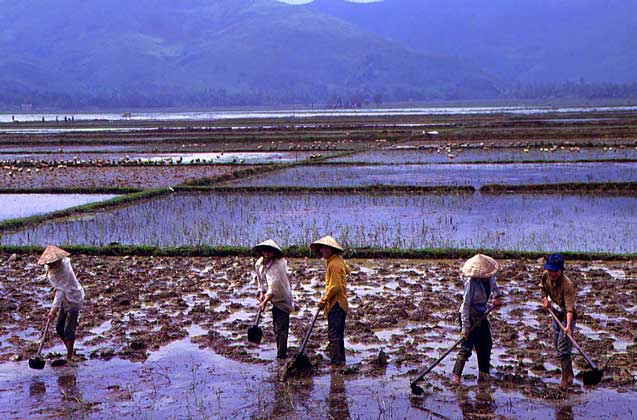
left=311, top=235, right=350, bottom=366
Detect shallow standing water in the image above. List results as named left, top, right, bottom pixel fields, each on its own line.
left=1, top=340, right=635, bottom=420
left=226, top=162, right=637, bottom=188
left=0, top=194, right=118, bottom=221
left=1, top=254, right=636, bottom=419
left=326, top=147, right=637, bottom=164
left=3, top=104, right=637, bottom=122
left=2, top=191, right=636, bottom=253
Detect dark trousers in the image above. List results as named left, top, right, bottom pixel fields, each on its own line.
left=327, top=303, right=346, bottom=364
left=552, top=310, right=577, bottom=362
left=452, top=318, right=492, bottom=376
left=272, top=306, right=290, bottom=359
left=56, top=306, right=80, bottom=341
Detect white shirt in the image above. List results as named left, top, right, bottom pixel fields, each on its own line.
left=46, top=258, right=85, bottom=310
left=255, top=257, right=294, bottom=313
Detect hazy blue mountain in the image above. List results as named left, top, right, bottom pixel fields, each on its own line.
left=306, top=0, right=637, bottom=84
left=0, top=0, right=501, bottom=106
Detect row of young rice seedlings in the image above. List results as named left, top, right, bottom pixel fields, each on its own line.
left=328, top=147, right=637, bottom=164
left=2, top=191, right=636, bottom=253
left=226, top=162, right=637, bottom=188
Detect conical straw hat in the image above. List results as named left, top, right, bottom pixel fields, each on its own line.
left=252, top=239, right=283, bottom=257
left=310, top=236, right=344, bottom=253
left=37, top=245, right=70, bottom=265
left=461, top=254, right=499, bottom=278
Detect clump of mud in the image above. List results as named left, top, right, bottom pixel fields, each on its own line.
left=1, top=253, right=635, bottom=400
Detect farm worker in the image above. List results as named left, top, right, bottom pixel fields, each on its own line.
left=540, top=253, right=577, bottom=390
left=254, top=239, right=294, bottom=359
left=311, top=236, right=350, bottom=366
left=452, top=254, right=502, bottom=384
left=38, top=245, right=85, bottom=363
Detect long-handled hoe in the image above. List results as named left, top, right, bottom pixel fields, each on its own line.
left=284, top=306, right=321, bottom=377
left=547, top=307, right=603, bottom=386
left=411, top=306, right=496, bottom=395
left=28, top=318, right=50, bottom=370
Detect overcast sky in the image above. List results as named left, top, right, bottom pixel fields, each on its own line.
left=278, top=0, right=382, bottom=4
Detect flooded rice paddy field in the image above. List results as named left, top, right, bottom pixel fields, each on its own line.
left=2, top=191, right=637, bottom=253
left=226, top=162, right=637, bottom=188
left=327, top=146, right=637, bottom=164
left=2, top=104, right=637, bottom=123
left=0, top=122, right=397, bottom=153
left=0, top=194, right=118, bottom=221
left=0, top=253, right=635, bottom=419
left=2, top=110, right=637, bottom=418
left=0, top=151, right=317, bottom=166
left=3, top=108, right=637, bottom=153
left=0, top=165, right=245, bottom=189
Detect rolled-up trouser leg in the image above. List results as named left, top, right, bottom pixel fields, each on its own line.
left=328, top=303, right=346, bottom=364
left=452, top=331, right=476, bottom=376
left=552, top=311, right=577, bottom=362
left=272, top=306, right=290, bottom=359
left=475, top=320, right=492, bottom=374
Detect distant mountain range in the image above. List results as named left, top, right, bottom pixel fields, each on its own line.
left=0, top=0, right=635, bottom=108
left=306, top=0, right=637, bottom=84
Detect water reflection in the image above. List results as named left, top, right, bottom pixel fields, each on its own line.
left=270, top=371, right=316, bottom=418
left=555, top=402, right=574, bottom=420
left=29, top=380, right=46, bottom=397
left=57, top=371, right=81, bottom=402
left=457, top=388, right=496, bottom=420
left=328, top=373, right=350, bottom=420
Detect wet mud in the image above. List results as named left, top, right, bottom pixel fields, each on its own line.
left=1, top=253, right=635, bottom=418
left=0, top=165, right=241, bottom=189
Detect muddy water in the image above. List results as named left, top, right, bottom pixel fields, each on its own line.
left=1, top=254, right=636, bottom=419
left=1, top=340, right=635, bottom=419
left=0, top=194, right=118, bottom=221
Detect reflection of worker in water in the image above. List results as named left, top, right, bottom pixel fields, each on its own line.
left=458, top=388, right=496, bottom=419
left=311, top=236, right=350, bottom=366
left=328, top=373, right=350, bottom=419
left=58, top=372, right=78, bottom=393
left=57, top=371, right=82, bottom=405
left=38, top=245, right=85, bottom=363
left=29, top=380, right=47, bottom=397
left=254, top=239, right=294, bottom=359
left=556, top=402, right=574, bottom=420
left=452, top=254, right=503, bottom=384
left=540, top=253, right=577, bottom=391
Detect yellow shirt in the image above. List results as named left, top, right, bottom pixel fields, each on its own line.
left=319, top=254, right=350, bottom=315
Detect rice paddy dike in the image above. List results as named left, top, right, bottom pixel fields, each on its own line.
left=1, top=107, right=636, bottom=419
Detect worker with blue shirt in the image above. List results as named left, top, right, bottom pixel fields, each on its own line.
left=452, top=254, right=502, bottom=384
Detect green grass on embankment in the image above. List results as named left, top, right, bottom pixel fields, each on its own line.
left=1, top=244, right=634, bottom=261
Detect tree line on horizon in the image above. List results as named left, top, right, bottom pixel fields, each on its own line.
left=2, top=82, right=637, bottom=111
